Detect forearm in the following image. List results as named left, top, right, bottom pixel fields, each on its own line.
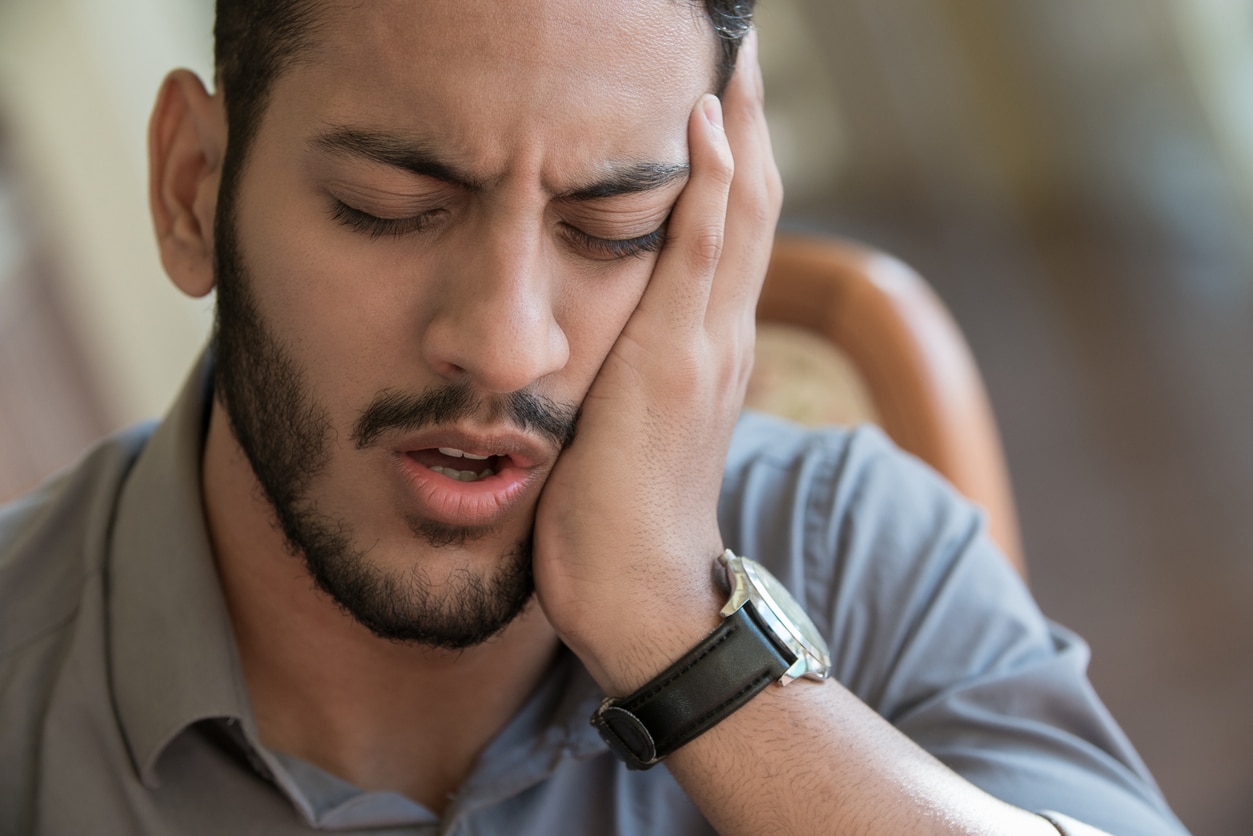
left=665, top=678, right=1065, bottom=836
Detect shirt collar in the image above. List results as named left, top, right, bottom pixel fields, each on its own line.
left=107, top=353, right=255, bottom=788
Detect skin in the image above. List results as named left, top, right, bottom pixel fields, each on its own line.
left=148, top=0, right=1062, bottom=831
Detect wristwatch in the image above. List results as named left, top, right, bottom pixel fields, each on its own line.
left=590, top=549, right=831, bottom=770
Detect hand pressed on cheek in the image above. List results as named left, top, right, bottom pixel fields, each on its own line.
left=530, top=32, right=782, bottom=694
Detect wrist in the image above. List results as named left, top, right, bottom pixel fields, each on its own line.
left=563, top=581, right=725, bottom=694
left=534, top=530, right=727, bottom=691
left=589, top=549, right=833, bottom=770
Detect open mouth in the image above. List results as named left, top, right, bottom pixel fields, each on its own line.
left=406, top=446, right=508, bottom=483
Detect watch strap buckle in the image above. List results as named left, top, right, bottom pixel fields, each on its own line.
left=589, top=606, right=792, bottom=770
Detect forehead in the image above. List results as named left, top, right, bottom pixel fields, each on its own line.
left=263, top=0, right=718, bottom=185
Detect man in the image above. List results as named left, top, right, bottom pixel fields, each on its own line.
left=0, top=1, right=1187, bottom=834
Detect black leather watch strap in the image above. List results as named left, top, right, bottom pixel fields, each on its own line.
left=590, top=605, right=795, bottom=770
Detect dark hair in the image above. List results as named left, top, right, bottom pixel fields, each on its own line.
left=213, top=0, right=755, bottom=186
left=213, top=1, right=324, bottom=200
left=705, top=0, right=755, bottom=92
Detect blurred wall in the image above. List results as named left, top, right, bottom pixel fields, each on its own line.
left=0, top=0, right=215, bottom=433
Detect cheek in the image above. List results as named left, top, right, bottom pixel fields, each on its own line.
left=554, top=256, right=656, bottom=394
left=240, top=176, right=419, bottom=349
left=236, top=180, right=339, bottom=332
left=231, top=208, right=433, bottom=437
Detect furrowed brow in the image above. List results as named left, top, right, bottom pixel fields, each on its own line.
left=310, top=127, right=483, bottom=190
left=558, top=162, right=690, bottom=202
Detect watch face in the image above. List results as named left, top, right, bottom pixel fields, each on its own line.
left=742, top=558, right=830, bottom=661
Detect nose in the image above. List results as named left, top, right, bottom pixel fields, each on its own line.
left=421, top=227, right=570, bottom=395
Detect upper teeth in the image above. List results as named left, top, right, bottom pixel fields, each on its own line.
left=438, top=447, right=491, bottom=461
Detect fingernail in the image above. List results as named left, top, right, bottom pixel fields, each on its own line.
left=701, top=94, right=724, bottom=131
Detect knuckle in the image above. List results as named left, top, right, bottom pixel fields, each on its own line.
left=749, top=198, right=774, bottom=232
left=739, top=187, right=777, bottom=234
left=690, top=225, right=726, bottom=267
left=767, top=164, right=784, bottom=211
left=710, top=148, right=735, bottom=190
left=734, top=356, right=755, bottom=397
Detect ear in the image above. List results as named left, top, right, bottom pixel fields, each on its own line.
left=148, top=69, right=226, bottom=299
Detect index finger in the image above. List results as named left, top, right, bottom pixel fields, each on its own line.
left=630, top=91, right=735, bottom=338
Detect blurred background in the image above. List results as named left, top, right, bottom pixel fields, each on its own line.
left=2, top=0, right=1251, bottom=832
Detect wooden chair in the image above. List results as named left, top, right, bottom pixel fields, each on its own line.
left=746, top=233, right=1026, bottom=577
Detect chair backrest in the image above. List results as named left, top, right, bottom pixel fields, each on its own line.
left=746, top=233, right=1026, bottom=577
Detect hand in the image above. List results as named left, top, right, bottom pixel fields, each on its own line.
left=532, top=31, right=783, bottom=692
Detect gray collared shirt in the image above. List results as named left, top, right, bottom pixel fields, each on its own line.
left=1, top=359, right=1187, bottom=835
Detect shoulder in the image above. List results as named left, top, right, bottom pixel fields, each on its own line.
left=723, top=409, right=959, bottom=512
left=720, top=411, right=1039, bottom=696
left=0, top=424, right=154, bottom=657
left=721, top=410, right=986, bottom=581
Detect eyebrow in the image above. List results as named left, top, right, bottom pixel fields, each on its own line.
left=310, top=127, right=688, bottom=202
left=311, top=128, right=485, bottom=190
left=557, top=162, right=690, bottom=202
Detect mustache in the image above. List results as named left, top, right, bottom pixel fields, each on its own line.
left=350, top=382, right=580, bottom=452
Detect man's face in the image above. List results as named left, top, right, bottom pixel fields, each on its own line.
left=213, top=0, right=717, bottom=647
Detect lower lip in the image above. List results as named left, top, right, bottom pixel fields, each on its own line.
left=391, top=452, right=540, bottom=526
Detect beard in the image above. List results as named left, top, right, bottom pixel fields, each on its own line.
left=210, top=182, right=578, bottom=650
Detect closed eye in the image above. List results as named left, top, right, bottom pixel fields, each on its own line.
left=563, top=222, right=668, bottom=261
left=330, top=200, right=441, bottom=239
